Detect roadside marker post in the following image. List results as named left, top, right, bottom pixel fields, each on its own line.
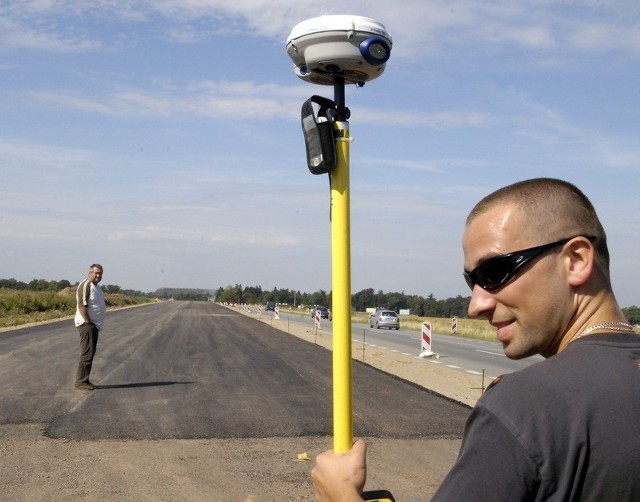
left=274, top=306, right=280, bottom=320
left=418, top=321, right=439, bottom=359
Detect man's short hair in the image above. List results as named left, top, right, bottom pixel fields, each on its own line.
left=467, top=178, right=610, bottom=279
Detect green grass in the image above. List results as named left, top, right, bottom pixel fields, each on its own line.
left=351, top=312, right=497, bottom=340
left=280, top=307, right=497, bottom=340
left=0, top=288, right=155, bottom=329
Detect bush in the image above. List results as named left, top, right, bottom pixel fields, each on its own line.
left=0, top=289, right=76, bottom=327
left=0, top=288, right=154, bottom=329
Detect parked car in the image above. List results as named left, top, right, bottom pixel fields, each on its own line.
left=265, top=301, right=276, bottom=311
left=311, top=305, right=331, bottom=320
left=369, top=309, right=400, bottom=330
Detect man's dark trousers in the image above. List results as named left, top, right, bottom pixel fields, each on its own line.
left=76, top=323, right=99, bottom=384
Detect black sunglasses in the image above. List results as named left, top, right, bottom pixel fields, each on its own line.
left=463, top=235, right=596, bottom=291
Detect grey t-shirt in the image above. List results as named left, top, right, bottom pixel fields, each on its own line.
left=433, top=333, right=640, bottom=501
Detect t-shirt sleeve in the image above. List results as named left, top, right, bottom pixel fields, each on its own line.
left=76, top=280, right=91, bottom=307
left=432, top=403, right=540, bottom=501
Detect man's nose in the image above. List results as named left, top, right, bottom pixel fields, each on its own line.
left=467, top=285, right=496, bottom=319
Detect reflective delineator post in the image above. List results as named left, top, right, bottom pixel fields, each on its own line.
left=419, top=321, right=439, bottom=359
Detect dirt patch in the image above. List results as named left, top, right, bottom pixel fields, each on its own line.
left=0, top=424, right=460, bottom=501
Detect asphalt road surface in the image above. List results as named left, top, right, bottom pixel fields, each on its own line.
left=0, top=301, right=470, bottom=441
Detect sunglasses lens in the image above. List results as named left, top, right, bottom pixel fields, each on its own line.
left=475, top=257, right=513, bottom=289
left=463, top=273, right=474, bottom=290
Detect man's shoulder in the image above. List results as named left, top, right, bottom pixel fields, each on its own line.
left=76, top=278, right=90, bottom=294
left=77, top=277, right=92, bottom=288
left=484, top=342, right=605, bottom=396
left=480, top=358, right=558, bottom=405
left=480, top=338, right=639, bottom=411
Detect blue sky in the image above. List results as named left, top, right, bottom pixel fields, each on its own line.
left=1, top=1, right=639, bottom=307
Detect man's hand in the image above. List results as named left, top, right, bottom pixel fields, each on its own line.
left=311, top=439, right=367, bottom=501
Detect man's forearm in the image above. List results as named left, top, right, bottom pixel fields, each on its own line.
left=78, top=305, right=91, bottom=324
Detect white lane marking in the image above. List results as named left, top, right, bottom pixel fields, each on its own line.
left=201, top=314, right=243, bottom=316
left=361, top=340, right=501, bottom=377
left=475, top=349, right=506, bottom=357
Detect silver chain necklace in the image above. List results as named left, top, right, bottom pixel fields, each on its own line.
left=576, top=321, right=635, bottom=340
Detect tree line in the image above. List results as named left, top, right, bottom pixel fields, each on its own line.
left=215, top=284, right=640, bottom=323
left=3, top=278, right=637, bottom=323
left=215, top=284, right=473, bottom=318
left=0, top=278, right=154, bottom=299
left=0, top=278, right=215, bottom=302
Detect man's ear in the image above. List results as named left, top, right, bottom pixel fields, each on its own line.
left=565, top=236, right=594, bottom=287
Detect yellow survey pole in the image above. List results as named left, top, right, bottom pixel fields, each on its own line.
left=287, top=15, right=391, bottom=460
left=331, top=118, right=353, bottom=454
left=285, top=15, right=393, bottom=496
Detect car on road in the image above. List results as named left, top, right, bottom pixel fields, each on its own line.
left=265, top=301, right=276, bottom=311
left=311, top=305, right=331, bottom=320
left=369, top=309, right=400, bottom=330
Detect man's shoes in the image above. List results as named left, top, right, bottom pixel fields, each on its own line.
left=75, top=381, right=97, bottom=391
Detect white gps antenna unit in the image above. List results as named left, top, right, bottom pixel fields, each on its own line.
left=287, top=15, right=392, bottom=173
left=286, top=15, right=392, bottom=87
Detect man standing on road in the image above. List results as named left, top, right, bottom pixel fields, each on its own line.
left=311, top=178, right=640, bottom=500
left=74, top=264, right=106, bottom=391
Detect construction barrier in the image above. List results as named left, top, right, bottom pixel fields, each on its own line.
left=418, top=321, right=438, bottom=358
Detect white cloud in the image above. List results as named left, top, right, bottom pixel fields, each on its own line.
left=358, top=155, right=492, bottom=174
left=0, top=138, right=96, bottom=166
left=0, top=16, right=101, bottom=52
left=589, top=137, right=640, bottom=172
left=25, top=80, right=307, bottom=119
left=106, top=225, right=302, bottom=247
left=389, top=110, right=489, bottom=129
left=3, top=0, right=639, bottom=58
left=569, top=22, right=640, bottom=53
left=23, top=76, right=489, bottom=128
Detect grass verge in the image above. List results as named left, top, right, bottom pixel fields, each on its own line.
left=0, top=289, right=155, bottom=329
